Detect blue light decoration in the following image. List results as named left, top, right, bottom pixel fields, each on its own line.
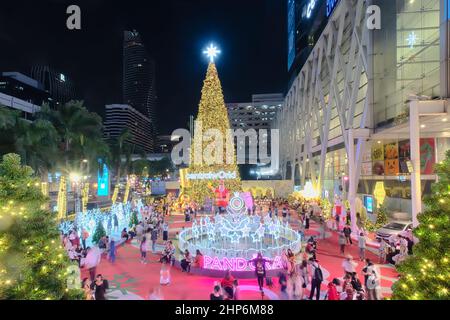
left=306, top=0, right=317, bottom=19
left=59, top=202, right=133, bottom=247
left=97, top=159, right=109, bottom=197
left=287, top=0, right=296, bottom=70
left=326, top=0, right=340, bottom=17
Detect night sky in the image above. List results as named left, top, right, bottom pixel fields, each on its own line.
left=0, top=0, right=287, bottom=134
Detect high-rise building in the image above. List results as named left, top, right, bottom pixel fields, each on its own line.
left=287, top=0, right=341, bottom=85
left=277, top=0, right=450, bottom=227
left=0, top=71, right=51, bottom=119
left=123, top=30, right=157, bottom=143
left=227, top=93, right=283, bottom=131
left=31, top=66, right=77, bottom=107
left=226, top=93, right=283, bottom=180
left=104, top=104, right=153, bottom=153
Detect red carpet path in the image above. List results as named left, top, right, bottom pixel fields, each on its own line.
left=81, top=211, right=398, bottom=300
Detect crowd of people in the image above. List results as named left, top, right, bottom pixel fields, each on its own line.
left=58, top=193, right=410, bottom=301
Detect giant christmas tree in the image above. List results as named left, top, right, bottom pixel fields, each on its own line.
left=391, top=150, right=450, bottom=300
left=0, top=153, right=82, bottom=299
left=185, top=55, right=241, bottom=204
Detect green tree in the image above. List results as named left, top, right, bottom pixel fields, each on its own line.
left=92, top=221, right=106, bottom=245
left=0, top=153, right=82, bottom=299
left=37, top=101, right=109, bottom=176
left=376, top=204, right=388, bottom=227
left=0, top=106, right=59, bottom=179
left=391, top=150, right=450, bottom=300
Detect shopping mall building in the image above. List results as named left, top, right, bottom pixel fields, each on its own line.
left=275, top=0, right=450, bottom=228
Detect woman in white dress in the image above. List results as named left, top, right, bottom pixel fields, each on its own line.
left=286, top=256, right=304, bottom=300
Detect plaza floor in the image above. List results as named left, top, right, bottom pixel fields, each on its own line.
left=81, top=211, right=398, bottom=300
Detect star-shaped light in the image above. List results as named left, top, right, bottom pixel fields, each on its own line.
left=241, top=225, right=251, bottom=238
left=229, top=232, right=241, bottom=244
left=251, top=224, right=265, bottom=243
left=406, top=32, right=418, bottom=49
left=203, top=43, right=221, bottom=62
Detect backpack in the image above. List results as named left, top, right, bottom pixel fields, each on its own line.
left=367, top=275, right=378, bottom=290
left=352, top=278, right=363, bottom=291
left=314, top=266, right=323, bottom=282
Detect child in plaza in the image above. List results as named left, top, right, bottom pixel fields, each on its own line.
left=378, top=238, right=387, bottom=263
left=140, top=236, right=148, bottom=264
left=358, top=232, right=366, bottom=261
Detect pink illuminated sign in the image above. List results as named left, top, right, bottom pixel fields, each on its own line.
left=203, top=255, right=284, bottom=272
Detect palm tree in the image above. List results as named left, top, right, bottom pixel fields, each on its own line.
left=15, top=119, right=59, bottom=179
left=0, top=105, right=58, bottom=179
left=0, top=106, right=18, bottom=130
left=38, top=101, right=108, bottom=175
left=109, top=128, right=135, bottom=185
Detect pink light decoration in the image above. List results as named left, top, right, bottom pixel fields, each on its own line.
left=203, top=255, right=283, bottom=272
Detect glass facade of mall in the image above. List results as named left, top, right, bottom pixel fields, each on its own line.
left=276, top=0, right=450, bottom=219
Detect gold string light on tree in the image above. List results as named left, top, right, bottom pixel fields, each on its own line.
left=185, top=44, right=242, bottom=204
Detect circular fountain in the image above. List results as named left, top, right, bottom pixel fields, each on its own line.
left=178, top=193, right=302, bottom=276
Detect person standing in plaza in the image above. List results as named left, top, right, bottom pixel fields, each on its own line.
left=84, top=247, right=101, bottom=282
left=366, top=269, right=381, bottom=300
left=358, top=232, right=367, bottom=261
left=136, top=221, right=144, bottom=242
left=308, top=259, right=323, bottom=300
left=338, top=231, right=346, bottom=255
left=113, top=213, right=119, bottom=233
left=378, top=238, right=387, bottom=263
left=81, top=228, right=89, bottom=250
left=343, top=224, right=353, bottom=245
left=342, top=254, right=358, bottom=277
left=151, top=227, right=158, bottom=254
left=108, top=239, right=117, bottom=263
left=249, top=253, right=270, bottom=292
left=140, top=236, right=148, bottom=264
left=162, top=221, right=169, bottom=244
left=91, top=274, right=109, bottom=300
left=304, top=210, right=310, bottom=229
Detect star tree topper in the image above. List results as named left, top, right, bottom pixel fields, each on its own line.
left=203, top=43, right=221, bottom=63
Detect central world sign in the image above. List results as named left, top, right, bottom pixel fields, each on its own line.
left=186, top=170, right=237, bottom=180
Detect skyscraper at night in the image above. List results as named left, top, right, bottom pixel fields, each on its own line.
left=123, top=30, right=157, bottom=147
left=31, top=65, right=77, bottom=108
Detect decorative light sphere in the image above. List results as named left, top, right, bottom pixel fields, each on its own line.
left=203, top=43, right=221, bottom=62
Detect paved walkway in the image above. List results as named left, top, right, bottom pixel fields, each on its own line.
left=81, top=211, right=398, bottom=300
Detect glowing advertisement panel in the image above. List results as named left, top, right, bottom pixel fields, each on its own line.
left=287, top=0, right=296, bottom=70
left=97, top=159, right=109, bottom=197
